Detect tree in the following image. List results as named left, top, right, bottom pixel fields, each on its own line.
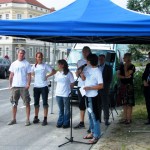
left=127, top=0, right=150, bottom=59
left=127, top=0, right=150, bottom=14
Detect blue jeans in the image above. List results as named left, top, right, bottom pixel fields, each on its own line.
left=87, top=97, right=101, bottom=138
left=56, top=96, right=70, bottom=126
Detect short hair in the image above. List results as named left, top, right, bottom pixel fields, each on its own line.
left=99, top=54, right=106, bottom=58
left=82, top=46, right=91, bottom=53
left=17, top=48, right=26, bottom=54
left=124, top=53, right=131, bottom=57
left=87, top=54, right=98, bottom=66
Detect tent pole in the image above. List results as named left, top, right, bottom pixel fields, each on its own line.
left=50, top=42, right=56, bottom=114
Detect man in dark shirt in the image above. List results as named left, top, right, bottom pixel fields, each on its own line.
left=142, top=52, right=150, bottom=125
left=98, top=54, right=113, bottom=126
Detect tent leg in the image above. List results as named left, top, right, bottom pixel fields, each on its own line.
left=50, top=42, right=56, bottom=114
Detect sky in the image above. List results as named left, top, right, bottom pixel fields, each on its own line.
left=37, top=0, right=127, bottom=10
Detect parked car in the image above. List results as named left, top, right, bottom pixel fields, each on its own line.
left=0, top=58, right=11, bottom=79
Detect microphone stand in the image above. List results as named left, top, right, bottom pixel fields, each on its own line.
left=58, top=67, right=89, bottom=147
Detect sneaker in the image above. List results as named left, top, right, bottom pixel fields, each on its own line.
left=56, top=124, right=62, bottom=128
left=33, top=118, right=40, bottom=124
left=87, top=128, right=91, bottom=133
left=74, top=122, right=85, bottom=129
left=25, top=120, right=31, bottom=126
left=8, top=119, right=16, bottom=125
left=63, top=125, right=70, bottom=129
left=42, top=120, right=47, bottom=126
left=144, top=120, right=150, bottom=125
left=105, top=121, right=111, bottom=126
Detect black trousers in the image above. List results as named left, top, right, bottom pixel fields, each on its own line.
left=98, top=87, right=110, bottom=121
left=143, top=86, right=150, bottom=120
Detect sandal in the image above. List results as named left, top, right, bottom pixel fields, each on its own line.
left=119, top=119, right=127, bottom=124
left=83, top=133, right=93, bottom=139
left=125, top=120, right=132, bottom=125
left=89, top=137, right=99, bottom=144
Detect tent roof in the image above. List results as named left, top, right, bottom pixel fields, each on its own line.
left=0, top=0, right=150, bottom=44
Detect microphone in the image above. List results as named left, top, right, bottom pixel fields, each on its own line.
left=77, top=64, right=87, bottom=71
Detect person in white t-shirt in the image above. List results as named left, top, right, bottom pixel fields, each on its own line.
left=31, top=52, right=56, bottom=126
left=80, top=54, right=103, bottom=144
left=74, top=46, right=91, bottom=129
left=8, top=49, right=32, bottom=126
left=55, top=59, right=74, bottom=128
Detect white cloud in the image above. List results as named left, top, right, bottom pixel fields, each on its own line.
left=37, top=0, right=127, bottom=10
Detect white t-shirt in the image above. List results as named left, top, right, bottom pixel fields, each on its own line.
left=9, top=59, right=31, bottom=87
left=55, top=71, right=74, bottom=97
left=31, top=63, right=53, bottom=87
left=77, top=58, right=87, bottom=87
left=84, top=67, right=103, bottom=97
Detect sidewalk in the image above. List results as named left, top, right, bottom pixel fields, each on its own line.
left=91, top=109, right=150, bottom=150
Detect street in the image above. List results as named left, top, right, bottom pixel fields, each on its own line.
left=0, top=78, right=109, bottom=150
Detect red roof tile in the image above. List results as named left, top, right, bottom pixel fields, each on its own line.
left=0, top=0, right=49, bottom=9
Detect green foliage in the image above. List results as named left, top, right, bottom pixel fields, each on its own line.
left=127, top=0, right=150, bottom=14
left=128, top=44, right=150, bottom=60
left=134, top=69, right=145, bottom=104
left=127, top=1, right=150, bottom=60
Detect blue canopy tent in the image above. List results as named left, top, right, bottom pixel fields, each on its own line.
left=0, top=0, right=150, bottom=43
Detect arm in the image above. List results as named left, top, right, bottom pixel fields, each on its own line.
left=9, top=72, right=14, bottom=88
left=70, top=83, right=74, bottom=89
left=117, top=70, right=126, bottom=79
left=46, top=69, right=57, bottom=79
left=80, top=72, right=86, bottom=81
left=26, top=73, right=31, bottom=89
left=84, top=83, right=103, bottom=91
left=124, top=64, right=135, bottom=77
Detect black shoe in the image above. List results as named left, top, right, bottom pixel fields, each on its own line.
left=63, top=125, right=70, bottom=129
left=56, top=124, right=62, bottom=128
left=105, top=121, right=111, bottom=126
left=144, top=121, right=150, bottom=125
left=74, top=122, right=85, bottom=129
left=87, top=128, right=91, bottom=133
left=33, top=118, right=40, bottom=124
left=42, top=120, right=47, bottom=126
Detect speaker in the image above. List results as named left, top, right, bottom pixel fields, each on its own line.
left=105, top=52, right=116, bottom=63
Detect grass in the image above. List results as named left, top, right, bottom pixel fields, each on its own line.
left=132, top=104, right=147, bottom=120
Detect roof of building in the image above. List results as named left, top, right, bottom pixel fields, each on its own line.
left=0, top=0, right=49, bottom=9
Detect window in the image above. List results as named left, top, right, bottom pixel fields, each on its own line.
left=46, top=48, right=49, bottom=58
left=17, top=14, right=22, bottom=19
left=29, top=47, right=33, bottom=58
left=31, top=6, right=33, bottom=9
left=5, top=47, right=9, bottom=55
left=0, top=47, right=3, bottom=57
left=6, top=14, right=9, bottom=19
left=35, top=47, right=39, bottom=54
left=0, top=37, right=2, bottom=40
left=6, top=37, right=9, bottom=40
left=29, top=15, right=33, bottom=18
left=40, top=48, right=43, bottom=54
left=0, top=15, right=2, bottom=20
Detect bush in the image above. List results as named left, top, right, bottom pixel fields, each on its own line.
left=134, top=69, right=145, bottom=104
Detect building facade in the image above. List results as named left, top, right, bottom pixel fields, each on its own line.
left=0, top=0, right=73, bottom=63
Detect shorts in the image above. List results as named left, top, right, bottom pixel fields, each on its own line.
left=77, top=88, right=86, bottom=111
left=10, top=87, right=31, bottom=106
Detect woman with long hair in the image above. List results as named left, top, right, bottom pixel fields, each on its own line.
left=117, top=53, right=135, bottom=124
left=31, top=52, right=56, bottom=126
left=55, top=59, right=74, bottom=128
